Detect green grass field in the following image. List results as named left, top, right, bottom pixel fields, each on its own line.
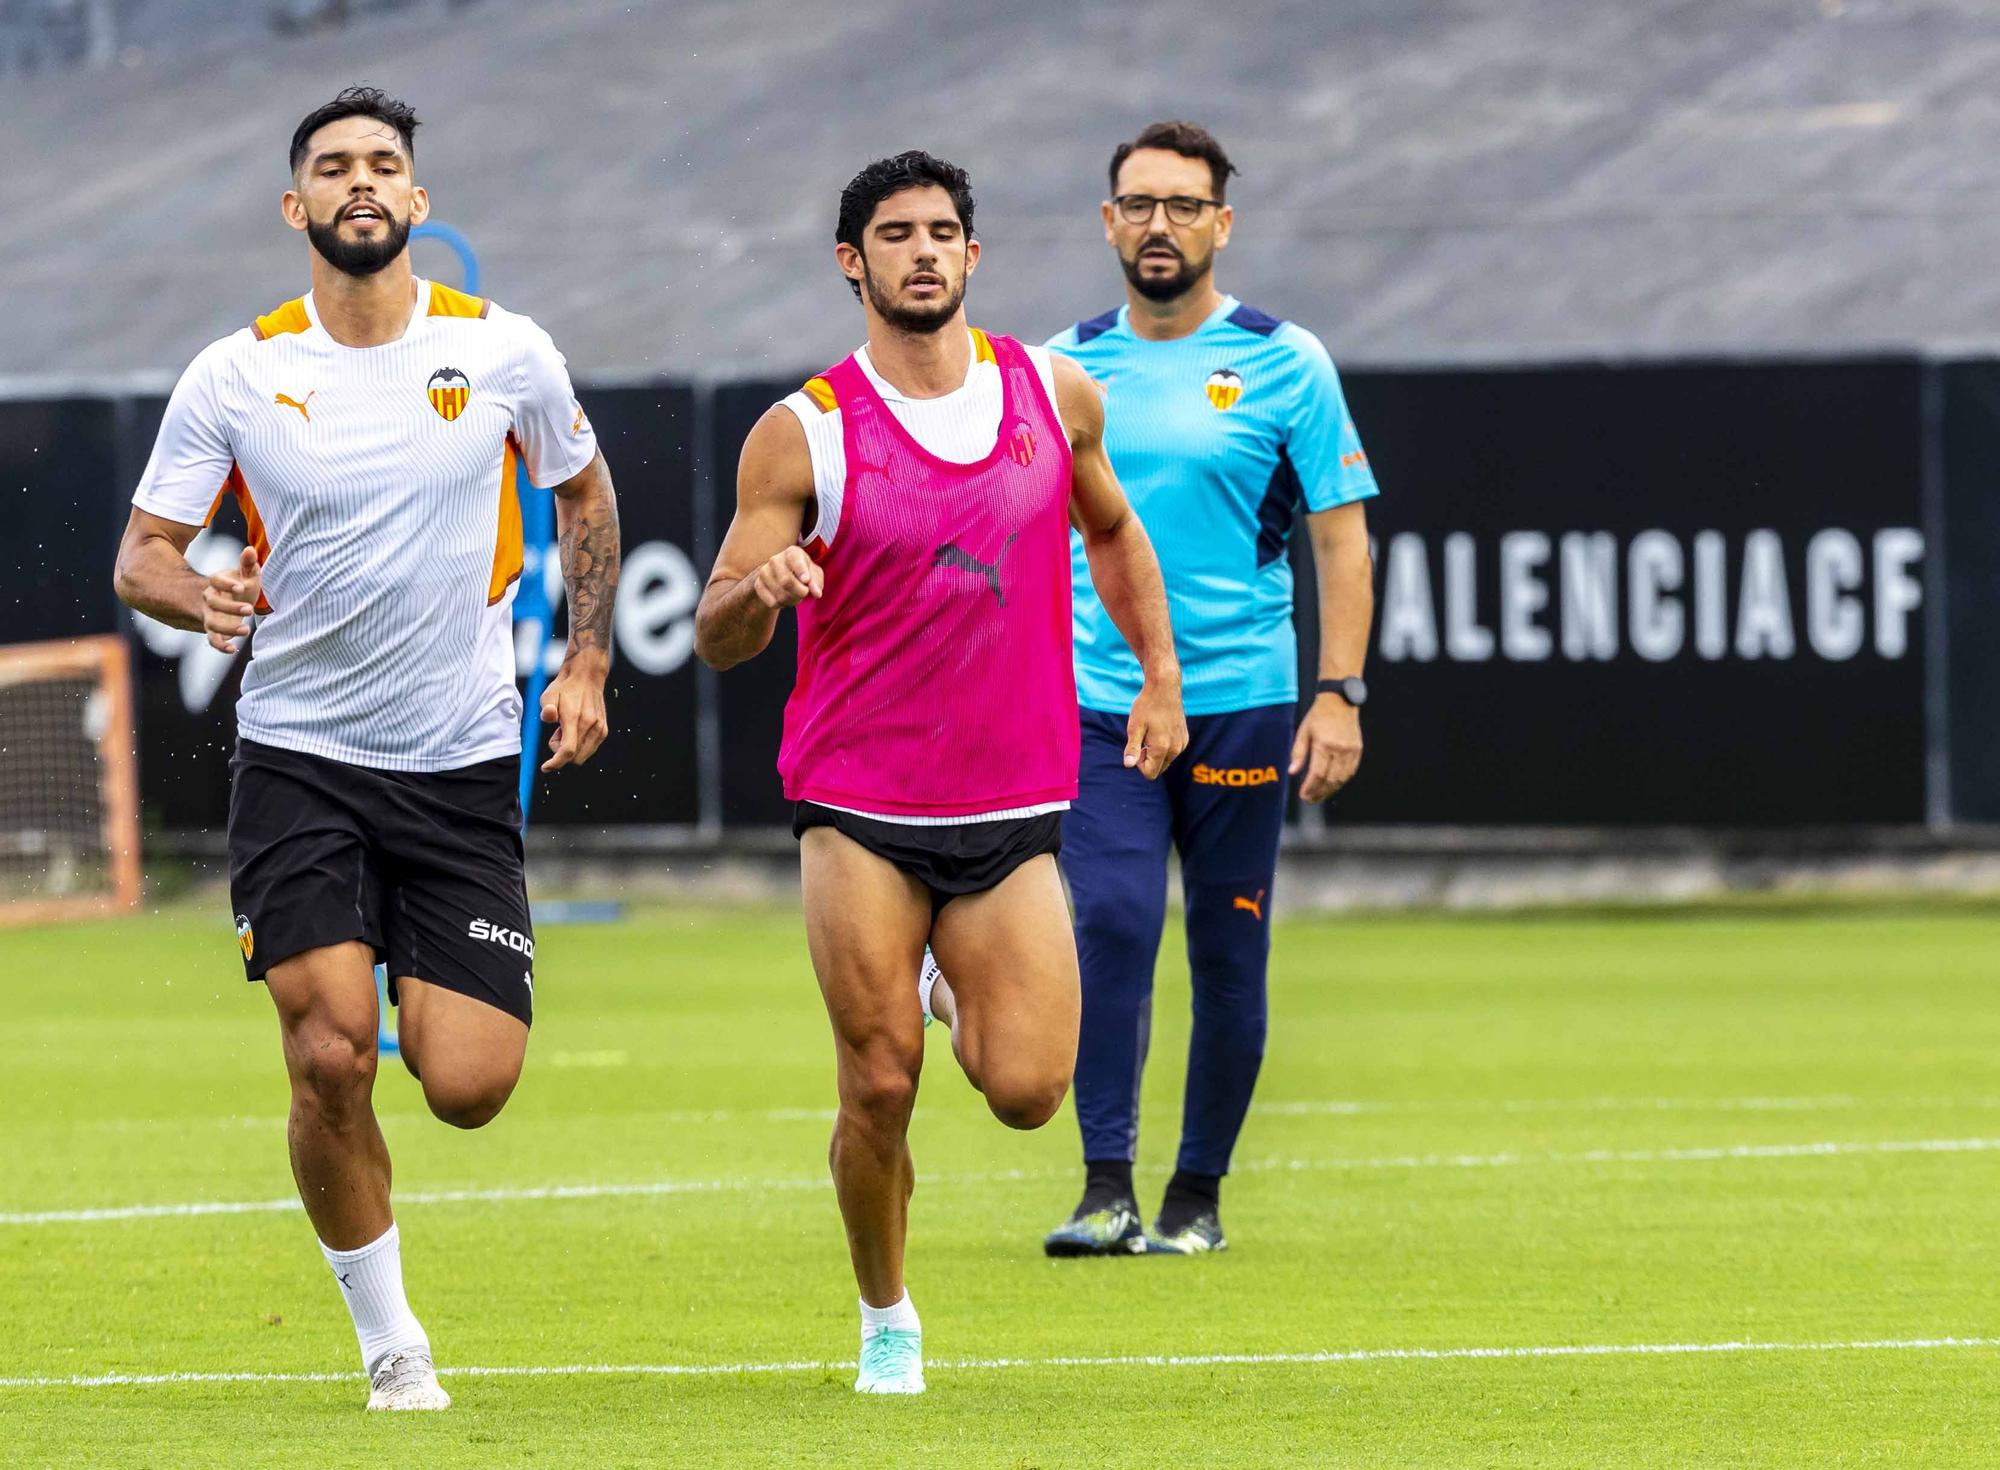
left=5, top=899, right=2000, bottom=1466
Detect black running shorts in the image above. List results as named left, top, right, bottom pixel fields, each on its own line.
left=793, top=801, right=1063, bottom=912
left=227, top=738, right=535, bottom=1025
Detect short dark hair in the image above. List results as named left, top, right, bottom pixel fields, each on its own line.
left=1109, top=120, right=1238, bottom=200
left=289, top=86, right=420, bottom=174
left=835, top=151, right=976, bottom=296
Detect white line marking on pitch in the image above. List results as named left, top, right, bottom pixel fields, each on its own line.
left=6, top=1136, right=1999, bottom=1228
left=57, top=1093, right=2000, bottom=1135
left=2, top=1336, right=1996, bottom=1391
left=1236, top=1136, right=2000, bottom=1174
left=1255, top=1095, right=1891, bottom=1116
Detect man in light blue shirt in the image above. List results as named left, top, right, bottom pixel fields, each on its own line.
left=1043, top=121, right=1379, bottom=1256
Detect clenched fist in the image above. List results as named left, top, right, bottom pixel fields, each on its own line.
left=203, top=546, right=262, bottom=654
left=753, top=545, right=824, bottom=609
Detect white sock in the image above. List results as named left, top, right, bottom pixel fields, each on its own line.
left=321, top=1224, right=429, bottom=1373
left=918, top=949, right=942, bottom=1024
left=859, top=1291, right=920, bottom=1340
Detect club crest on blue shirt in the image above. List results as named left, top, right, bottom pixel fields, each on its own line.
left=1205, top=368, right=1244, bottom=411
left=427, top=367, right=471, bottom=422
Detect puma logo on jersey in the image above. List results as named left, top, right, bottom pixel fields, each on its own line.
left=1233, top=890, right=1266, bottom=921
left=273, top=391, right=315, bottom=422
left=932, top=532, right=1018, bottom=606
left=572, top=404, right=587, bottom=435
left=468, top=917, right=534, bottom=958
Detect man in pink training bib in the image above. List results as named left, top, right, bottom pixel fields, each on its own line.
left=695, top=150, right=1186, bottom=1395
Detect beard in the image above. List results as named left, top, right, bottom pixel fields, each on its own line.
left=305, top=204, right=411, bottom=277
left=1121, top=234, right=1211, bottom=302
left=863, top=263, right=966, bottom=334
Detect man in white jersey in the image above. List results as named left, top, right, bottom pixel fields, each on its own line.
left=112, top=87, right=620, bottom=1411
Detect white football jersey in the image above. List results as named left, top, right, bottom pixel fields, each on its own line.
left=133, top=277, right=598, bottom=772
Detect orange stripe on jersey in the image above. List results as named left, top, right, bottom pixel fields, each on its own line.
left=429, top=282, right=491, bottom=320
left=970, top=328, right=997, bottom=366
left=251, top=299, right=310, bottom=342
left=488, top=436, right=525, bottom=606
left=800, top=376, right=838, bottom=414
left=205, top=465, right=274, bottom=614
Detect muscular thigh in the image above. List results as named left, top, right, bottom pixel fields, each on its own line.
left=800, top=827, right=933, bottom=1055
left=263, top=940, right=382, bottom=1080
left=395, top=974, right=528, bottom=1094
left=927, top=853, right=1080, bottom=1073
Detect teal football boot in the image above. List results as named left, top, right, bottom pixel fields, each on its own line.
left=855, top=1328, right=925, bottom=1394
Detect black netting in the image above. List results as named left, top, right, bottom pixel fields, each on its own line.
left=0, top=674, right=112, bottom=901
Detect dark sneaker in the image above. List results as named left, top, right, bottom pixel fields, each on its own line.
left=1145, top=1210, right=1227, bottom=1255
left=1043, top=1200, right=1146, bottom=1257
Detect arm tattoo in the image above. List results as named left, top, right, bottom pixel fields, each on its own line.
left=557, top=467, right=621, bottom=662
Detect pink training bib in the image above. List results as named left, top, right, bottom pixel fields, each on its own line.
left=778, top=331, right=1080, bottom=817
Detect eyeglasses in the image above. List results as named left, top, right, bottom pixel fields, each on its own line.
left=1111, top=194, right=1221, bottom=226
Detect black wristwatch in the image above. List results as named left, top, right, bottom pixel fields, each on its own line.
left=1316, top=676, right=1368, bottom=707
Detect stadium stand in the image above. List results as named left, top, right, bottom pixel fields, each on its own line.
left=1, top=0, right=1995, bottom=380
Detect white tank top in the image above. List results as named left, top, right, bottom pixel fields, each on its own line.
left=779, top=331, right=1060, bottom=555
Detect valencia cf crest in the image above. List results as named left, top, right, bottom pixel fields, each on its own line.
left=235, top=914, right=254, bottom=961
left=1008, top=421, right=1037, bottom=466
left=1205, top=368, right=1244, bottom=411
left=427, top=367, right=471, bottom=422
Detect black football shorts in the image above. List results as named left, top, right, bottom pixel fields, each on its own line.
left=793, top=801, right=1062, bottom=914
left=227, top=738, right=535, bottom=1025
